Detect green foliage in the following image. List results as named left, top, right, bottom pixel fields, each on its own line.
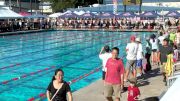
left=45, top=0, right=76, bottom=12
left=43, top=0, right=98, bottom=12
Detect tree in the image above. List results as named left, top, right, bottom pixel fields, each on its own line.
left=44, top=0, right=99, bottom=12
left=75, top=0, right=98, bottom=7
left=44, top=0, right=76, bottom=12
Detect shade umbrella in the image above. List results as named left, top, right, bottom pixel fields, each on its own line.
left=25, top=14, right=47, bottom=18
left=98, top=12, right=115, bottom=19
left=19, top=12, right=31, bottom=17
left=139, top=11, right=161, bottom=18
left=74, top=10, right=85, bottom=16
left=164, top=11, right=180, bottom=17
left=79, top=12, right=96, bottom=19
left=59, top=13, right=78, bottom=19
left=116, top=12, right=136, bottom=18
left=0, top=8, right=23, bottom=19
left=49, top=12, right=63, bottom=18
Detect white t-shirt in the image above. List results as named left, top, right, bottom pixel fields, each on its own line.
left=150, top=39, right=158, bottom=50
left=158, top=36, right=165, bottom=45
left=136, top=43, right=143, bottom=60
left=126, top=42, right=138, bottom=60
left=99, top=53, right=112, bottom=72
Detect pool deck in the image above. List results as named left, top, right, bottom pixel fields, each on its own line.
left=73, top=63, right=180, bottom=101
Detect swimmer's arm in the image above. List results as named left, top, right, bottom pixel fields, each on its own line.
left=67, top=91, right=73, bottom=101
left=46, top=90, right=51, bottom=101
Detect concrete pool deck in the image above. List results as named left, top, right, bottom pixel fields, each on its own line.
left=73, top=64, right=180, bottom=101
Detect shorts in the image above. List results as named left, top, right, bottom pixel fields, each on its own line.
left=160, top=62, right=166, bottom=73
left=126, top=60, right=136, bottom=71
left=152, top=49, right=157, bottom=52
left=104, top=83, right=121, bottom=98
left=102, top=71, right=106, bottom=80
left=136, top=59, right=143, bottom=68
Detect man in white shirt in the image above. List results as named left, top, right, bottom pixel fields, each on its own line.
left=158, top=32, right=165, bottom=45
left=99, top=45, right=112, bottom=81
left=136, top=37, right=144, bottom=76
left=124, top=35, right=138, bottom=81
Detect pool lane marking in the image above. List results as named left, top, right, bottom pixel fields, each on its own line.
left=1, top=31, right=121, bottom=60
left=0, top=36, right=124, bottom=84
left=0, top=33, right=86, bottom=52
left=0, top=34, right=126, bottom=72
left=0, top=31, right=125, bottom=53
left=27, top=67, right=101, bottom=101
left=0, top=31, right=68, bottom=46
left=0, top=33, right=105, bottom=69
left=0, top=66, right=56, bottom=85
left=0, top=31, right=121, bottom=53
left=0, top=35, right=128, bottom=71
left=0, top=34, right=102, bottom=60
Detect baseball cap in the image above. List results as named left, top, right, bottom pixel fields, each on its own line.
left=136, top=37, right=141, bottom=42
left=130, top=35, right=136, bottom=41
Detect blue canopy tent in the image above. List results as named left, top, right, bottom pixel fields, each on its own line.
left=165, top=11, right=180, bottom=18
left=116, top=12, right=136, bottom=18
left=139, top=11, right=161, bottom=18
left=25, top=14, right=47, bottom=18
left=59, top=13, right=78, bottom=19
left=97, top=12, right=115, bottom=19
left=79, top=12, right=96, bottom=19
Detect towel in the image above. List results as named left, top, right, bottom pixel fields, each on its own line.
left=165, top=54, right=174, bottom=76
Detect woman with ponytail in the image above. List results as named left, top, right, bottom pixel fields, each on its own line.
left=46, top=69, right=73, bottom=101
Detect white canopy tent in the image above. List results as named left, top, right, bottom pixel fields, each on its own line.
left=0, top=7, right=23, bottom=19
left=49, top=12, right=63, bottom=18
left=74, top=10, right=85, bottom=15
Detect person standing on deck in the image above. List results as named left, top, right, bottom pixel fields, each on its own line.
left=176, top=29, right=180, bottom=47
left=46, top=69, right=73, bottom=101
left=145, top=37, right=152, bottom=72
left=99, top=45, right=112, bottom=81
left=124, top=35, right=138, bottom=81
left=169, top=31, right=177, bottom=45
left=105, top=47, right=124, bottom=101
left=149, top=34, right=159, bottom=66
left=135, top=37, right=144, bottom=77
left=159, top=39, right=173, bottom=86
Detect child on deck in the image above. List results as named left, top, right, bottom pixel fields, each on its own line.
left=127, top=78, right=140, bottom=101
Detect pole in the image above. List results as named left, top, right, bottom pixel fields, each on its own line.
left=19, top=0, right=21, bottom=12
left=35, top=0, right=36, bottom=13
left=9, top=0, right=11, bottom=9
left=124, top=5, right=126, bottom=12
left=139, top=0, right=142, bottom=13
left=30, top=0, right=32, bottom=15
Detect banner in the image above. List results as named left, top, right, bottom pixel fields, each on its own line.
left=123, top=0, right=142, bottom=5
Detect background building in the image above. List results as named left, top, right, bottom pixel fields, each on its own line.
left=4, top=0, right=40, bottom=13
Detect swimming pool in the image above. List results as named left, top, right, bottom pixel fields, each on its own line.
left=0, top=30, right=153, bottom=101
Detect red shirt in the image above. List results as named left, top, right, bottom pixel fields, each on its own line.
left=128, top=86, right=140, bottom=101
left=105, top=58, right=124, bottom=84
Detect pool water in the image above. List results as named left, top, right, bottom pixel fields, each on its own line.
left=0, top=30, right=152, bottom=101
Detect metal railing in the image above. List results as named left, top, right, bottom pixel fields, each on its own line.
left=167, top=62, right=180, bottom=87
